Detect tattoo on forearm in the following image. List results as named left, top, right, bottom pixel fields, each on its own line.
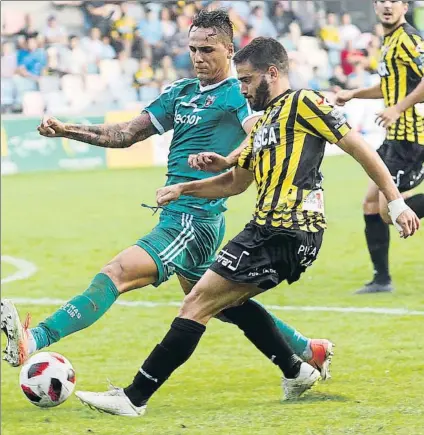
left=63, top=112, right=156, bottom=148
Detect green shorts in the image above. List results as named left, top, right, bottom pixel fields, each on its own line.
left=136, top=209, right=226, bottom=286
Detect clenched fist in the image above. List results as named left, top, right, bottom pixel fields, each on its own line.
left=334, top=90, right=355, bottom=107
left=37, top=116, right=66, bottom=138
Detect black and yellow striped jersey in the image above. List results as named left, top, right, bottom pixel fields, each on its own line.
left=378, top=23, right=424, bottom=144
left=238, top=89, right=351, bottom=232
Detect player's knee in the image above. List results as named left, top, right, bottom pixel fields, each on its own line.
left=101, top=262, right=125, bottom=293
left=179, top=288, right=211, bottom=323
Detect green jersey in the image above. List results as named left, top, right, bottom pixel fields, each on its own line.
left=145, top=77, right=253, bottom=217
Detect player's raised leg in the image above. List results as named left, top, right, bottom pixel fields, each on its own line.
left=1, top=245, right=158, bottom=366
left=178, top=274, right=334, bottom=379
left=76, top=270, right=320, bottom=416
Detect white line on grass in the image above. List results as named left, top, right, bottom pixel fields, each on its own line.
left=7, top=297, right=424, bottom=316
left=1, top=256, right=38, bottom=284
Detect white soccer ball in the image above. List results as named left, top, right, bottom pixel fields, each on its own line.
left=19, top=352, right=76, bottom=407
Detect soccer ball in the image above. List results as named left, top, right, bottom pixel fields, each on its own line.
left=19, top=352, right=76, bottom=407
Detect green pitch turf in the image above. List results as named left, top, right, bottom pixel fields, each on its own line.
left=1, top=156, right=423, bottom=435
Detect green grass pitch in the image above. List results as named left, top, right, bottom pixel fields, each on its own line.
left=1, top=156, right=423, bottom=435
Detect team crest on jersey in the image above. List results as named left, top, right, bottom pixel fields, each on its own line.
left=205, top=95, right=217, bottom=107
left=268, top=106, right=281, bottom=120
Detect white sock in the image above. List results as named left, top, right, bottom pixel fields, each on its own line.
left=27, top=330, right=37, bottom=354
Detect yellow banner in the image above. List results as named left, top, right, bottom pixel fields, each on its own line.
left=104, top=111, right=154, bottom=168
left=1, top=124, right=7, bottom=157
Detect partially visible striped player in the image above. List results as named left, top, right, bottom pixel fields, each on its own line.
left=336, top=0, right=424, bottom=294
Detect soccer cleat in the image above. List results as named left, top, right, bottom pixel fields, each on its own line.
left=76, top=385, right=147, bottom=417
left=355, top=280, right=394, bottom=294
left=307, top=339, right=335, bottom=381
left=1, top=299, right=30, bottom=367
left=282, top=362, right=320, bottom=401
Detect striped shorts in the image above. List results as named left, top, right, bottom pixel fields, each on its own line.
left=136, top=209, right=226, bottom=287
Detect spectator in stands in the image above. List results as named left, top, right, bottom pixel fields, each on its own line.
left=249, top=5, right=277, bottom=39
left=138, top=8, right=162, bottom=46
left=341, top=40, right=364, bottom=76
left=109, top=30, right=125, bottom=57
left=155, top=55, right=178, bottom=85
left=308, top=66, right=330, bottom=91
left=288, top=58, right=308, bottom=90
left=227, top=0, right=250, bottom=21
left=43, top=15, right=67, bottom=45
left=228, top=6, right=247, bottom=48
left=240, top=25, right=257, bottom=49
left=279, top=22, right=301, bottom=52
left=17, top=37, right=47, bottom=78
left=271, top=2, right=295, bottom=37
left=160, top=7, right=177, bottom=40
left=1, top=42, right=17, bottom=78
left=133, top=57, right=154, bottom=88
left=101, top=35, right=117, bottom=60
left=364, top=35, right=381, bottom=73
left=82, top=27, right=104, bottom=63
left=329, top=64, right=348, bottom=92
left=61, top=35, right=88, bottom=75
left=82, top=1, right=116, bottom=36
left=320, top=13, right=343, bottom=67
left=347, top=62, right=373, bottom=89
left=17, top=14, right=39, bottom=39
left=113, top=3, right=136, bottom=41
left=131, top=29, right=148, bottom=60
left=291, top=0, right=318, bottom=37
left=170, top=15, right=191, bottom=74
left=339, top=12, right=361, bottom=47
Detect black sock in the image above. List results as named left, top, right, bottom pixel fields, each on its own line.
left=364, top=214, right=391, bottom=284
left=222, top=300, right=302, bottom=378
left=124, top=317, right=206, bottom=406
left=406, top=194, right=424, bottom=218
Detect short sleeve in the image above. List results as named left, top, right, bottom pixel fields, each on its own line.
left=295, top=90, right=351, bottom=144
left=144, top=79, right=186, bottom=134
left=398, top=33, right=424, bottom=78
left=226, top=83, right=256, bottom=129
left=237, top=139, right=254, bottom=171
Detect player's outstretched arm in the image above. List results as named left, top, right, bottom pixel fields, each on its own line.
left=336, top=130, right=420, bottom=238
left=37, top=112, right=157, bottom=148
left=335, top=84, right=383, bottom=106
left=156, top=166, right=253, bottom=206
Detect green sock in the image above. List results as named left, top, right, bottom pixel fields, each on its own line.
left=30, top=273, right=119, bottom=350
left=251, top=299, right=310, bottom=359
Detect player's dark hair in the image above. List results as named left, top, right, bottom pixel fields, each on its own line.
left=233, top=37, right=289, bottom=75
left=190, top=9, right=234, bottom=43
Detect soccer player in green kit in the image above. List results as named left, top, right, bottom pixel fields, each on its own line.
left=1, top=10, right=332, bottom=378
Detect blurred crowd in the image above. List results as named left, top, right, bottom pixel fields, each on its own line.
left=1, top=0, right=424, bottom=115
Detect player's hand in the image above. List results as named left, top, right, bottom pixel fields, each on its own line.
left=156, top=184, right=183, bottom=206
left=334, top=90, right=355, bottom=106
left=37, top=116, right=65, bottom=137
left=375, top=106, right=402, bottom=129
left=395, top=208, right=420, bottom=238
left=188, top=152, right=230, bottom=173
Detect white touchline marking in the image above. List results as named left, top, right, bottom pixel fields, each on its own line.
left=1, top=256, right=38, bottom=284
left=5, top=297, right=424, bottom=316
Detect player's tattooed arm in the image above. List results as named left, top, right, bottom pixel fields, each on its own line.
left=38, top=112, right=157, bottom=148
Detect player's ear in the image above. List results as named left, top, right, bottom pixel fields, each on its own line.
left=269, top=65, right=279, bottom=80
left=227, top=43, right=234, bottom=59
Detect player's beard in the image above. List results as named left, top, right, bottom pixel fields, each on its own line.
left=251, top=77, right=271, bottom=111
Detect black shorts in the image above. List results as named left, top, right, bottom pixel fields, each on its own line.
left=209, top=222, right=324, bottom=291
left=377, top=140, right=424, bottom=192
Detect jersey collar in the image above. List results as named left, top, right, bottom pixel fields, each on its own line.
left=265, top=89, right=292, bottom=109
left=198, top=77, right=235, bottom=93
